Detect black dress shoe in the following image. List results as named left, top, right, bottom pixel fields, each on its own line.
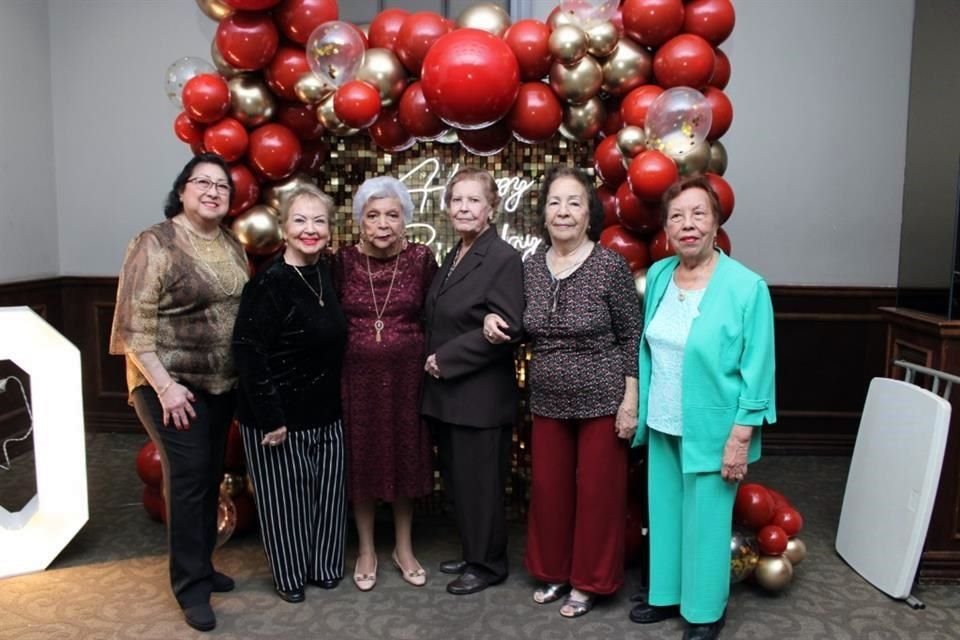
left=211, top=571, right=235, bottom=593
left=310, top=578, right=340, bottom=590
left=446, top=571, right=495, bottom=595
left=276, top=586, right=306, bottom=603
left=183, top=603, right=216, bottom=632
left=629, top=602, right=681, bottom=624
left=439, top=559, right=467, bottom=574
left=683, top=615, right=725, bottom=640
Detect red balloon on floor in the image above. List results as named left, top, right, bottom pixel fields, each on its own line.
left=757, top=525, right=789, bottom=555
left=136, top=441, right=163, bottom=488
left=622, top=0, right=685, bottom=47
left=142, top=485, right=165, bottom=523
left=653, top=34, right=716, bottom=88
left=771, top=507, right=804, bottom=537
left=734, top=483, right=775, bottom=530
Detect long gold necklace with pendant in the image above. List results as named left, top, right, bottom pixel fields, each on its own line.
left=366, top=249, right=401, bottom=343
left=290, top=263, right=324, bottom=305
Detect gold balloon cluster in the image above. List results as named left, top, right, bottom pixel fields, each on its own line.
left=232, top=205, right=282, bottom=255
left=731, top=531, right=807, bottom=592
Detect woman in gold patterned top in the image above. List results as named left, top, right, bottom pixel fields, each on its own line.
left=110, top=153, right=249, bottom=633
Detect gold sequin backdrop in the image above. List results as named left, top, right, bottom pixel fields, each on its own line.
left=322, top=136, right=593, bottom=516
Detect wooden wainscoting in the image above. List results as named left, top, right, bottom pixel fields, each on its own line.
left=0, top=278, right=897, bottom=454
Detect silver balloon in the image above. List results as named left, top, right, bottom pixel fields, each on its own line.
left=586, top=20, right=619, bottom=58
left=754, top=555, right=794, bottom=592
left=559, top=97, right=606, bottom=141
left=600, top=39, right=653, bottom=96
left=232, top=205, right=283, bottom=256
left=295, top=72, right=335, bottom=104
left=616, top=126, right=647, bottom=161
left=355, top=48, right=408, bottom=109
left=165, top=57, right=216, bottom=108
left=456, top=3, right=512, bottom=37
left=228, top=75, right=276, bottom=128
left=784, top=538, right=807, bottom=566
left=671, top=139, right=711, bottom=176
left=549, top=57, right=603, bottom=105
left=708, top=140, right=728, bottom=175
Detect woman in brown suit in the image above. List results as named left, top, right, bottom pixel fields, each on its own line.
left=421, top=167, right=524, bottom=596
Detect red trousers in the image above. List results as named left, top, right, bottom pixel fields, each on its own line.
left=524, top=414, right=629, bottom=594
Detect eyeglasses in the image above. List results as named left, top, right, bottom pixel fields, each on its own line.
left=187, top=177, right=231, bottom=195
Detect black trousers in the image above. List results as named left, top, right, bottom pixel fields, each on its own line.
left=133, top=385, right=234, bottom=608
left=432, top=420, right=512, bottom=581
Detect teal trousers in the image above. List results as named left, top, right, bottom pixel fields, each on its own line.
left=647, top=429, right=735, bottom=624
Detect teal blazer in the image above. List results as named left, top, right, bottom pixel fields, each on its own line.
left=631, top=251, right=776, bottom=473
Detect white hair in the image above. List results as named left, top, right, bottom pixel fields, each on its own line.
left=352, top=176, right=414, bottom=225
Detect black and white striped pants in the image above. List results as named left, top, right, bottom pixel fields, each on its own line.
left=240, top=420, right=346, bottom=591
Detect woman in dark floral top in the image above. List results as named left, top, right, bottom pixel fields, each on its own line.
left=484, top=166, right=641, bottom=618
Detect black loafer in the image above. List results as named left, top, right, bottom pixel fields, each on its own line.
left=629, top=603, right=681, bottom=624
left=183, top=603, right=216, bottom=632
left=276, top=586, right=306, bottom=603
left=439, top=559, right=467, bottom=574
left=310, top=578, right=340, bottom=590
left=211, top=571, right=235, bottom=593
left=446, top=570, right=503, bottom=595
left=684, top=615, right=725, bottom=640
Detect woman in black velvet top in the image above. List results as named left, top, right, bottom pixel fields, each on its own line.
left=232, top=184, right=348, bottom=604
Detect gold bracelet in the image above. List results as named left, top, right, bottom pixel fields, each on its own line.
left=157, top=381, right=174, bottom=397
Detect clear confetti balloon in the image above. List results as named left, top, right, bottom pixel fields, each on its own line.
left=559, top=0, right=619, bottom=29
left=644, top=87, right=712, bottom=158
left=306, top=21, right=365, bottom=88
left=165, top=57, right=216, bottom=108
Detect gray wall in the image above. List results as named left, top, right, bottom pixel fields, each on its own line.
left=0, top=0, right=923, bottom=286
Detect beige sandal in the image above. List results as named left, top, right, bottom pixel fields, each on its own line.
left=391, top=550, right=426, bottom=587
left=353, top=556, right=378, bottom=592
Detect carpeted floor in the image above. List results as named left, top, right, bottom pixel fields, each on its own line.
left=1, top=432, right=958, bottom=639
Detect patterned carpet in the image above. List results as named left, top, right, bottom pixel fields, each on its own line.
left=1, top=433, right=958, bottom=639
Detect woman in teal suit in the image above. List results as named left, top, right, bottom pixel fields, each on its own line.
left=629, top=176, right=776, bottom=640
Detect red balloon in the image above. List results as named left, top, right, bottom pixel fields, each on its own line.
left=224, top=0, right=280, bottom=9
left=757, top=525, right=789, bottom=556
left=616, top=182, right=661, bottom=235
left=458, top=120, right=513, bottom=157
left=602, top=98, right=623, bottom=137
left=215, top=12, right=279, bottom=71
left=275, top=102, right=325, bottom=141
left=653, top=34, right=716, bottom=88
left=203, top=117, right=249, bottom=163
left=190, top=141, right=206, bottom=155
left=334, top=80, right=382, bottom=129
left=368, top=8, right=410, bottom=52
left=767, top=487, right=792, bottom=511
left=648, top=228, right=675, bottom=261
left=396, top=12, right=451, bottom=75
left=620, top=85, right=664, bottom=128
left=683, top=0, right=736, bottom=46
left=600, top=225, right=651, bottom=272
left=174, top=112, right=205, bottom=145
left=598, top=185, right=619, bottom=229
left=298, top=139, right=330, bottom=175
left=714, top=226, right=731, bottom=255
left=398, top=81, right=447, bottom=140
left=595, top=135, right=627, bottom=188
left=228, top=164, right=260, bottom=217
left=142, top=485, right=165, bottom=523
left=622, top=0, right=685, bottom=47
left=421, top=29, right=521, bottom=130
left=503, top=19, right=552, bottom=81
left=369, top=108, right=415, bottom=153
left=136, top=441, right=163, bottom=488
left=182, top=73, right=231, bottom=124
left=702, top=86, right=732, bottom=140
left=264, top=46, right=311, bottom=102
left=771, top=507, right=804, bottom=538
left=709, top=48, right=731, bottom=89
left=248, top=123, right=302, bottom=180
left=628, top=150, right=678, bottom=201
left=734, top=483, right=775, bottom=530
left=274, top=0, right=339, bottom=44
left=507, top=82, right=563, bottom=144
left=224, top=419, right=245, bottom=471
left=705, top=172, right=734, bottom=223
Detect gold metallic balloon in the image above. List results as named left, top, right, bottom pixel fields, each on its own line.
left=355, top=48, right=408, bottom=109
left=548, top=8, right=577, bottom=30
left=559, top=97, right=606, bottom=141
left=211, top=38, right=242, bottom=79
left=220, top=473, right=244, bottom=498
left=601, top=39, right=653, bottom=96
left=549, top=24, right=589, bottom=66
left=263, top=174, right=319, bottom=212
left=633, top=268, right=648, bottom=303
left=228, top=75, right=276, bottom=128
left=295, top=72, right=335, bottom=105
left=196, top=0, right=233, bottom=22
left=549, top=57, right=602, bottom=105
left=316, top=93, right=360, bottom=137
left=784, top=538, right=807, bottom=566
left=671, top=139, right=711, bottom=176
left=729, top=530, right=760, bottom=583
left=232, top=205, right=283, bottom=256
left=216, top=492, right=237, bottom=548
left=708, top=140, right=728, bottom=176
left=754, top=555, right=794, bottom=592
left=616, top=126, right=647, bottom=161
left=457, top=3, right=512, bottom=37
left=586, top=20, right=619, bottom=58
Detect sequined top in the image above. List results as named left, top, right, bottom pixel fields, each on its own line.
left=109, top=219, right=249, bottom=399
left=524, top=244, right=642, bottom=419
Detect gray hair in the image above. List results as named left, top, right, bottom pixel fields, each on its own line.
left=352, top=176, right=414, bottom=225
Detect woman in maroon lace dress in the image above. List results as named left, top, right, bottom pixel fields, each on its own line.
left=334, top=176, right=438, bottom=591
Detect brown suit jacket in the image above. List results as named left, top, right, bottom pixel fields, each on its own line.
left=420, top=227, right=525, bottom=429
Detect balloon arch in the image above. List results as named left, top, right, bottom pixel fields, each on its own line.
left=170, top=0, right=736, bottom=274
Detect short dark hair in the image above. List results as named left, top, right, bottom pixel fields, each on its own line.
left=536, top=166, right=604, bottom=246
left=660, top=175, right=722, bottom=227
left=162, top=153, right=234, bottom=219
